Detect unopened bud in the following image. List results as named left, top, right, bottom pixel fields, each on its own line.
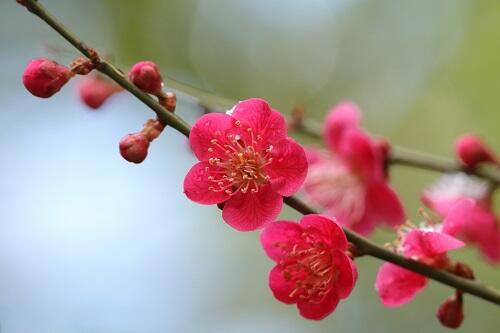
left=119, top=133, right=150, bottom=164
left=436, top=294, right=464, bottom=329
left=128, top=61, right=163, bottom=95
left=78, top=75, right=121, bottom=109
left=455, top=134, right=497, bottom=168
left=22, top=58, right=72, bottom=98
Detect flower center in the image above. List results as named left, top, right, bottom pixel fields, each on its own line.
left=206, top=124, right=273, bottom=195
left=278, top=238, right=335, bottom=302
left=305, top=157, right=365, bottom=222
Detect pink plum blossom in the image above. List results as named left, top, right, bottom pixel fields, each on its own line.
left=422, top=173, right=500, bottom=263
left=260, top=214, right=357, bottom=320
left=303, top=102, right=405, bottom=235
left=375, top=205, right=465, bottom=307
left=184, top=98, right=308, bottom=231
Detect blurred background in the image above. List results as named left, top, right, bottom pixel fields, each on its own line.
left=0, top=0, right=499, bottom=332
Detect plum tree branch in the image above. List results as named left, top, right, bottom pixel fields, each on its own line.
left=19, top=0, right=500, bottom=307
left=290, top=113, right=500, bottom=185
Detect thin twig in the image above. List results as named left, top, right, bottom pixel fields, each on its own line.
left=19, top=0, right=500, bottom=307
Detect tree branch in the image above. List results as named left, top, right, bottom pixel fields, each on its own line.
left=19, top=0, right=500, bottom=307
left=290, top=113, right=500, bottom=185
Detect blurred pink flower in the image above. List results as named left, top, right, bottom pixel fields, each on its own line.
left=184, top=98, right=308, bottom=231
left=260, top=214, right=357, bottom=320
left=78, top=75, right=122, bottom=109
left=455, top=134, right=498, bottom=168
left=422, top=173, right=500, bottom=263
left=303, top=102, right=404, bottom=235
left=375, top=204, right=465, bottom=307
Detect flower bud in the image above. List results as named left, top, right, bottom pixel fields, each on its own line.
left=455, top=134, right=497, bottom=168
left=22, top=58, right=72, bottom=98
left=128, top=61, right=163, bottom=95
left=436, top=294, right=464, bottom=329
left=119, top=133, right=150, bottom=164
left=78, top=75, right=121, bottom=109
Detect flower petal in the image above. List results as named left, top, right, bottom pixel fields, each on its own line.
left=231, top=98, right=287, bottom=145
left=222, top=185, right=282, bottom=231
left=265, top=138, right=308, bottom=196
left=299, top=214, right=348, bottom=251
left=297, top=291, right=340, bottom=320
left=375, top=263, right=427, bottom=307
left=364, top=181, right=405, bottom=228
left=189, top=112, right=237, bottom=161
left=332, top=250, right=357, bottom=299
left=402, top=230, right=464, bottom=258
left=337, top=128, right=381, bottom=180
left=183, top=161, right=230, bottom=205
left=269, top=265, right=297, bottom=304
left=260, top=221, right=303, bottom=262
left=324, top=102, right=361, bottom=151
left=442, top=198, right=475, bottom=236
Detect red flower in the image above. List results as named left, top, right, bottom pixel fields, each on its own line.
left=184, top=98, right=307, bottom=231
left=455, top=134, right=498, bottom=168
left=422, top=173, right=500, bottom=263
left=303, top=102, right=404, bottom=235
left=260, top=214, right=357, bottom=320
left=22, top=58, right=72, bottom=98
left=375, top=205, right=465, bottom=307
left=78, top=74, right=122, bottom=109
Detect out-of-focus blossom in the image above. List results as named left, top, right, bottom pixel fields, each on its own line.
left=422, top=173, right=500, bottom=263
left=455, top=134, right=498, bottom=168
left=184, top=98, right=308, bottom=231
left=303, top=102, right=404, bottom=235
left=260, top=214, right=357, bottom=320
left=78, top=74, right=122, bottom=109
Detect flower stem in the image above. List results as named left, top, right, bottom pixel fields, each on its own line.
left=20, top=0, right=500, bottom=307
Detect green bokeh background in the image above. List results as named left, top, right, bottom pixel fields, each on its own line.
left=1, top=0, right=499, bottom=332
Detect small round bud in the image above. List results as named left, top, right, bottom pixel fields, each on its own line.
left=128, top=61, right=163, bottom=95
left=78, top=75, right=121, bottom=109
left=455, top=134, right=497, bottom=168
left=119, top=133, right=150, bottom=164
left=22, top=58, right=72, bottom=98
left=436, top=294, right=464, bottom=329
